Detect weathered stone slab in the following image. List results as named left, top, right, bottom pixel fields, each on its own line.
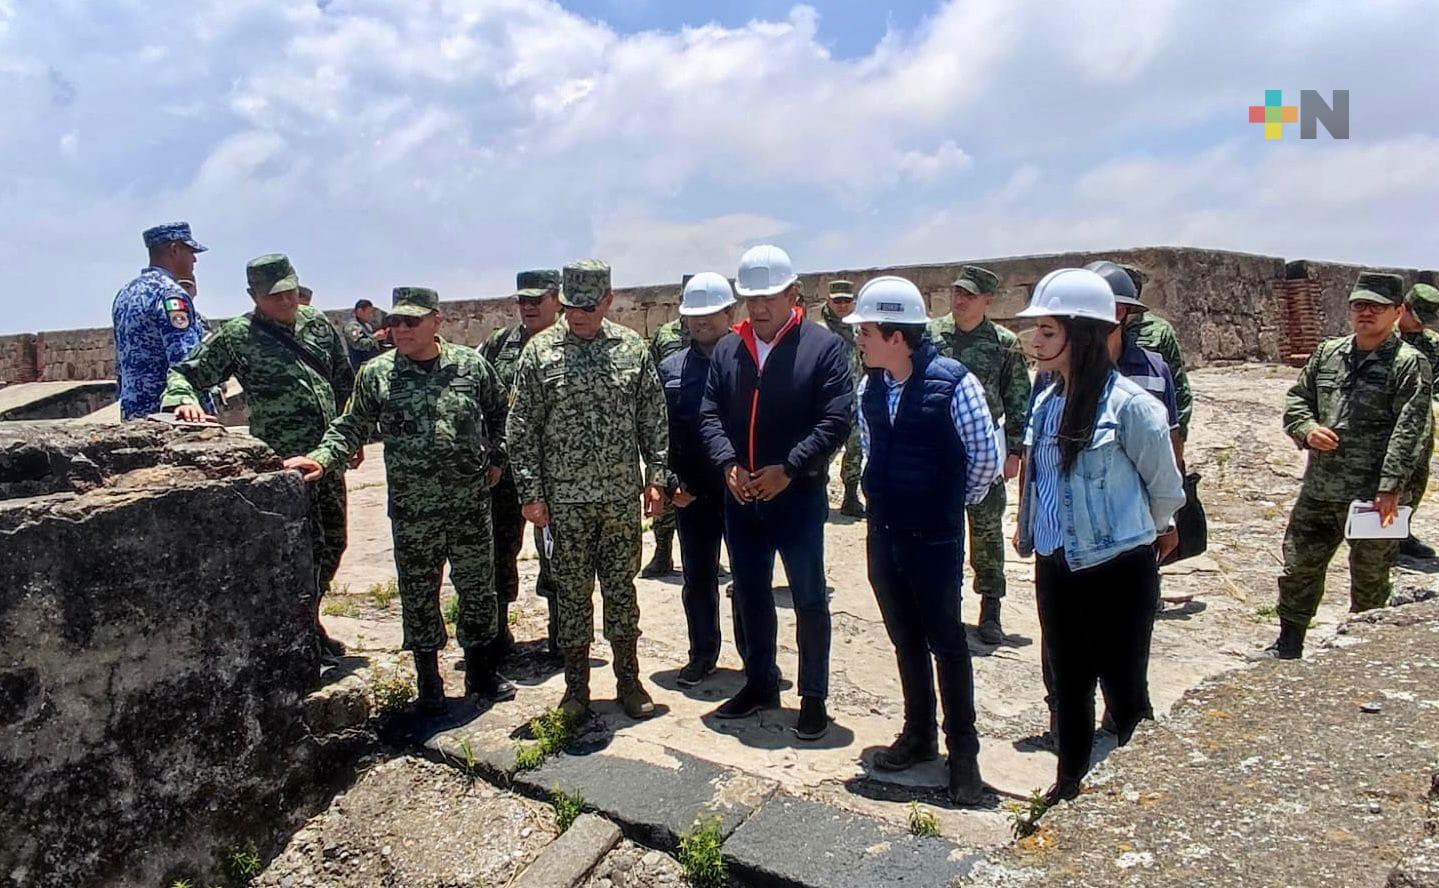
left=511, top=813, right=621, bottom=888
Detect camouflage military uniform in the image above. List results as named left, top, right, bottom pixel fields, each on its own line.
left=928, top=313, right=1031, bottom=603
left=1130, top=315, right=1192, bottom=438
left=163, top=289, right=354, bottom=596
left=309, top=320, right=507, bottom=653
left=1278, top=330, right=1433, bottom=624
left=821, top=301, right=864, bottom=491
left=342, top=315, right=385, bottom=369
left=644, top=316, right=692, bottom=571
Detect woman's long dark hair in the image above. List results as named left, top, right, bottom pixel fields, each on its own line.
left=1054, top=316, right=1117, bottom=472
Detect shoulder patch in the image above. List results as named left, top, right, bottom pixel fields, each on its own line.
left=168, top=309, right=191, bottom=330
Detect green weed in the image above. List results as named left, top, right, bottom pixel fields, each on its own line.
left=1007, top=788, right=1049, bottom=840
left=443, top=594, right=460, bottom=625
left=550, top=786, right=585, bottom=833
left=224, top=840, right=262, bottom=881
left=321, top=598, right=362, bottom=618
left=678, top=814, right=727, bottom=888
left=366, top=578, right=399, bottom=608
left=512, top=708, right=576, bottom=772
left=907, top=801, right=940, bottom=837
left=368, top=669, right=414, bottom=715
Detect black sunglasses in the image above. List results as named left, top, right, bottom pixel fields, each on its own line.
left=565, top=304, right=600, bottom=314
left=829, top=296, right=854, bottom=303
left=386, top=315, right=431, bottom=329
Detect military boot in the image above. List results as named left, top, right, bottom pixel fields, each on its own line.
left=493, top=601, right=515, bottom=661
left=977, top=597, right=1004, bottom=645
left=413, top=650, right=445, bottom=714
left=1252, top=620, right=1306, bottom=661
left=545, top=598, right=561, bottom=659
left=613, top=639, right=656, bottom=719
left=948, top=753, right=986, bottom=806
left=839, top=481, right=866, bottom=518
left=464, top=644, right=516, bottom=703
left=558, top=645, right=591, bottom=724
left=640, top=529, right=676, bottom=578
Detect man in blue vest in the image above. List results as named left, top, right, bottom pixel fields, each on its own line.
left=848, top=276, right=1002, bottom=806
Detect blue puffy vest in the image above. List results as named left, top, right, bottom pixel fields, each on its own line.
left=861, top=341, right=970, bottom=536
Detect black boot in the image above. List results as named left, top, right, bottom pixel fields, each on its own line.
left=640, top=528, right=676, bottom=578
left=947, top=754, right=986, bottom=806
left=1400, top=536, right=1437, bottom=559
left=493, top=601, right=514, bottom=661
left=839, top=481, right=865, bottom=518
left=873, top=731, right=939, bottom=771
left=545, top=596, right=561, bottom=658
left=413, top=650, right=445, bottom=714
left=464, top=644, right=516, bottom=703
left=977, top=597, right=1003, bottom=645
left=1253, top=619, right=1306, bottom=660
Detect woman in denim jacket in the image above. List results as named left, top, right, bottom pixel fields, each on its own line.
left=1012, top=268, right=1185, bottom=806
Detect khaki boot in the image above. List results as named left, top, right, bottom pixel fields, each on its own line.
left=613, top=638, right=656, bottom=719
left=558, top=645, right=591, bottom=724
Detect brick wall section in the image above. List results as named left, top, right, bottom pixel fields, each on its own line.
left=5, top=247, right=1437, bottom=384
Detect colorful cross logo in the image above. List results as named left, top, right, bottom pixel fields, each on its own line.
left=1249, top=89, right=1298, bottom=140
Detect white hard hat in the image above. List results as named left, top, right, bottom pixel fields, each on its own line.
left=734, top=244, right=798, bottom=297
left=844, top=276, right=930, bottom=326
left=679, top=272, right=737, bottom=316
left=1016, top=268, right=1117, bottom=324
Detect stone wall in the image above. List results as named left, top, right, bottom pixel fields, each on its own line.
left=0, top=424, right=339, bottom=887
left=5, top=246, right=1437, bottom=384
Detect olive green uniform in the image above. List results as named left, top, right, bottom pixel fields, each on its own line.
left=647, top=318, right=691, bottom=564
left=1131, top=314, right=1192, bottom=438
left=821, top=303, right=864, bottom=489
left=1400, top=327, right=1439, bottom=512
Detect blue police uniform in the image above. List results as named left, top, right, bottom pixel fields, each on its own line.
left=112, top=223, right=212, bottom=419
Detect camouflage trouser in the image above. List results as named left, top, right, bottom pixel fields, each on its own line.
left=652, top=499, right=676, bottom=542
left=550, top=499, right=642, bottom=649
left=390, top=494, right=498, bottom=652
left=965, top=480, right=1006, bottom=600
left=1277, top=493, right=1397, bottom=625
left=491, top=472, right=524, bottom=603
left=309, top=471, right=348, bottom=596
left=840, top=427, right=862, bottom=488
left=1412, top=406, right=1436, bottom=514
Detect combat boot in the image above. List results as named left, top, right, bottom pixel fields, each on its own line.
left=545, top=598, right=561, bottom=659
left=977, top=597, right=1004, bottom=645
left=947, top=753, right=986, bottom=807
left=1253, top=619, right=1306, bottom=660
left=613, top=639, right=656, bottom=719
left=493, top=601, right=515, bottom=661
left=1400, top=536, right=1437, bottom=560
left=558, top=645, right=591, bottom=724
left=873, top=731, right=939, bottom=771
left=413, top=650, right=446, bottom=715
left=464, top=644, right=516, bottom=703
left=839, top=481, right=866, bottom=518
left=640, top=530, right=676, bottom=578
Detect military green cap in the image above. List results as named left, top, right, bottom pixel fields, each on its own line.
left=390, top=286, right=440, bottom=317
left=953, top=265, right=998, bottom=296
left=514, top=269, right=560, bottom=298
left=561, top=259, right=611, bottom=308
left=1406, top=283, right=1439, bottom=323
left=1350, top=272, right=1405, bottom=305
left=246, top=254, right=299, bottom=296
left=828, top=280, right=854, bottom=298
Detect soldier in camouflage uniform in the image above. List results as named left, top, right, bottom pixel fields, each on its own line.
left=643, top=278, right=694, bottom=579
left=163, top=255, right=354, bottom=657
left=507, top=260, right=670, bottom=722
left=1397, top=283, right=1439, bottom=559
left=342, top=299, right=391, bottom=370
left=1118, top=264, right=1193, bottom=445
left=1261, top=272, right=1434, bottom=660
left=286, top=287, right=515, bottom=713
left=928, top=265, right=1031, bottom=644
left=821, top=280, right=866, bottom=517
left=482, top=268, right=563, bottom=656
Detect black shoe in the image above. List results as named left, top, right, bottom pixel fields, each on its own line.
left=1252, top=619, right=1306, bottom=661
left=794, top=697, right=829, bottom=740
left=413, top=650, right=446, bottom=714
left=947, top=754, right=986, bottom=806
left=714, top=683, right=780, bottom=719
left=545, top=598, right=561, bottom=658
left=676, top=659, right=717, bottom=688
left=463, top=645, right=517, bottom=703
left=640, top=535, right=676, bottom=578
left=1400, top=536, right=1437, bottom=559
left=873, top=731, right=939, bottom=771
left=493, top=602, right=515, bottom=661
left=839, top=483, right=866, bottom=518
left=977, top=597, right=1003, bottom=645
left=1042, top=780, right=1081, bottom=807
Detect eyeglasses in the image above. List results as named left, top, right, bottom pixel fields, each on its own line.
left=564, top=304, right=599, bottom=314
left=1350, top=302, right=1393, bottom=315
left=517, top=295, right=543, bottom=306
left=386, top=315, right=431, bottom=329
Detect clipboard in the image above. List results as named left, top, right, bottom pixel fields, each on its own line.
left=1344, top=500, right=1412, bottom=540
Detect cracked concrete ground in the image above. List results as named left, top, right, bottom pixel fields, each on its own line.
left=321, top=363, right=1439, bottom=850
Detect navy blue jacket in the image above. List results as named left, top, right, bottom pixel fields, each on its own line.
left=699, top=310, right=854, bottom=487
left=660, top=345, right=726, bottom=502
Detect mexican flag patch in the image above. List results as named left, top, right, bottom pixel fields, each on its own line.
left=162, top=297, right=187, bottom=313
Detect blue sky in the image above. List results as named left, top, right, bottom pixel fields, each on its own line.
left=2, top=0, right=1438, bottom=334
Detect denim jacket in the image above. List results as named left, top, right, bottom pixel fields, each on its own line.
left=1017, top=370, right=1185, bottom=570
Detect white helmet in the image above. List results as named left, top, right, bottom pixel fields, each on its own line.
left=844, top=276, right=929, bottom=326
left=734, top=244, right=798, bottom=297
left=1016, top=268, right=1117, bottom=324
left=679, top=272, right=737, bottom=316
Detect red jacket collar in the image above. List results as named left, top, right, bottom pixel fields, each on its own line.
left=733, top=306, right=804, bottom=366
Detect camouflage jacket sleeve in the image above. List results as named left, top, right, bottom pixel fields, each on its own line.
left=635, top=346, right=670, bottom=487
left=309, top=362, right=381, bottom=473
left=1154, top=325, right=1193, bottom=435
left=505, top=342, right=546, bottom=504
left=161, top=326, right=236, bottom=409
left=344, top=320, right=381, bottom=359
left=999, top=338, right=1033, bottom=455
left=1282, top=350, right=1323, bottom=448
left=1380, top=352, right=1434, bottom=494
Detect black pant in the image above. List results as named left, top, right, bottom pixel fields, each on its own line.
left=868, top=526, right=979, bottom=757
left=1036, top=546, right=1157, bottom=787
left=675, top=494, right=725, bottom=664
left=489, top=472, right=524, bottom=604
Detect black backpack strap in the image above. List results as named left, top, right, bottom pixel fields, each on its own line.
left=250, top=316, right=333, bottom=380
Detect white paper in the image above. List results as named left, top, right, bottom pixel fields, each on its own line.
left=1344, top=500, right=1412, bottom=540
left=542, top=526, right=555, bottom=558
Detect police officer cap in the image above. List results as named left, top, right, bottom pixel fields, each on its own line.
left=953, top=265, right=998, bottom=296
left=1406, top=283, right=1439, bottom=323
left=515, top=269, right=561, bottom=298
left=561, top=260, right=612, bottom=308
left=1351, top=272, right=1405, bottom=305
left=1084, top=260, right=1145, bottom=308
left=143, top=221, right=207, bottom=253
left=246, top=254, right=300, bottom=296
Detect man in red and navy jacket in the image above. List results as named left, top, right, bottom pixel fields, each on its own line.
left=698, top=245, right=854, bottom=741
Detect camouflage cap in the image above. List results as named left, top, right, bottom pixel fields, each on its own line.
left=1406, top=283, right=1439, bottom=323
left=561, top=259, right=612, bottom=308
left=246, top=254, right=299, bottom=296
left=1350, top=271, right=1405, bottom=305
left=828, top=280, right=855, bottom=298
left=390, top=286, right=440, bottom=317
left=143, top=221, right=207, bottom=253
left=515, top=269, right=561, bottom=298
left=953, top=265, right=999, bottom=296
